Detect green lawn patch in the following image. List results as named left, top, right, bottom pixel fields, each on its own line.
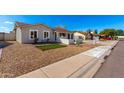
left=36, top=44, right=67, bottom=51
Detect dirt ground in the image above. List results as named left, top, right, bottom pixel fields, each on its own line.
left=0, top=41, right=98, bottom=77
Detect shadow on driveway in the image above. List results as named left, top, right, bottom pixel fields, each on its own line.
left=0, top=41, right=13, bottom=48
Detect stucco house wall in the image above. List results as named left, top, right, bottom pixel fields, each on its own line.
left=20, top=25, right=55, bottom=43
left=73, top=32, right=86, bottom=43
left=117, top=36, right=124, bottom=40
left=74, top=32, right=86, bottom=40
left=16, top=27, right=22, bottom=43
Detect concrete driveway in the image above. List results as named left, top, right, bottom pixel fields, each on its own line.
left=94, top=41, right=124, bottom=78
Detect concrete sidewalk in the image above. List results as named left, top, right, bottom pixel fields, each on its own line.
left=94, top=41, right=124, bottom=78
left=18, top=41, right=118, bottom=78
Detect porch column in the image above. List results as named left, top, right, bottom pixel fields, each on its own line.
left=71, top=33, right=73, bottom=39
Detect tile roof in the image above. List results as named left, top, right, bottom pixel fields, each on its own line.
left=54, top=27, right=69, bottom=33
left=34, top=23, right=52, bottom=29
left=15, top=22, right=32, bottom=27
left=14, top=22, right=52, bottom=30
left=14, top=22, right=72, bottom=33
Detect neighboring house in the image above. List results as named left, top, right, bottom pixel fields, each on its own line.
left=73, top=32, right=86, bottom=43
left=86, top=31, right=94, bottom=40
left=117, top=36, right=124, bottom=40
left=73, top=31, right=92, bottom=40
left=13, top=22, right=74, bottom=44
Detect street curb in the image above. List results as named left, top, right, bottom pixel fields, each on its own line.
left=18, top=41, right=118, bottom=78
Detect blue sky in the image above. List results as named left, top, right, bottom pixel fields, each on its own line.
left=1, top=15, right=124, bottom=33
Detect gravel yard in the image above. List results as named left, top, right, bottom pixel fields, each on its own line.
left=0, top=41, right=98, bottom=77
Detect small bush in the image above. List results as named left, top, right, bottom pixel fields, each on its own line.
left=76, top=39, right=80, bottom=46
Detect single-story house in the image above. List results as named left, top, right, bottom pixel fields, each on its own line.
left=73, top=32, right=86, bottom=42
left=73, top=31, right=92, bottom=40
left=14, top=22, right=55, bottom=43
left=117, top=36, right=124, bottom=40
left=13, top=22, right=74, bottom=44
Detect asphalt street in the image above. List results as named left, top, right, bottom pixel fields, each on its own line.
left=94, top=41, right=124, bottom=78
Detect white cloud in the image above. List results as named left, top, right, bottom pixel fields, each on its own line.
left=4, top=21, right=14, bottom=24
left=0, top=26, right=10, bottom=33
left=0, top=26, right=7, bottom=29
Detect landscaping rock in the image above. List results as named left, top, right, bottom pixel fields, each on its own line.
left=0, top=41, right=97, bottom=77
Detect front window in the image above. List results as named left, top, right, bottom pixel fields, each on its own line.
left=59, top=33, right=66, bottom=38
left=30, top=30, right=38, bottom=39
left=43, top=31, right=50, bottom=39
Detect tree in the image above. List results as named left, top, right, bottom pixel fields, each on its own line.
left=87, top=29, right=91, bottom=33
left=94, top=29, right=98, bottom=34
left=100, top=29, right=117, bottom=39
left=116, top=29, right=124, bottom=36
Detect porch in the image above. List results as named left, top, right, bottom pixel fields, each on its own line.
left=54, top=31, right=74, bottom=44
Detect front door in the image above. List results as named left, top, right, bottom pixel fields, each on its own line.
left=68, top=34, right=70, bottom=39
left=55, top=32, right=57, bottom=41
